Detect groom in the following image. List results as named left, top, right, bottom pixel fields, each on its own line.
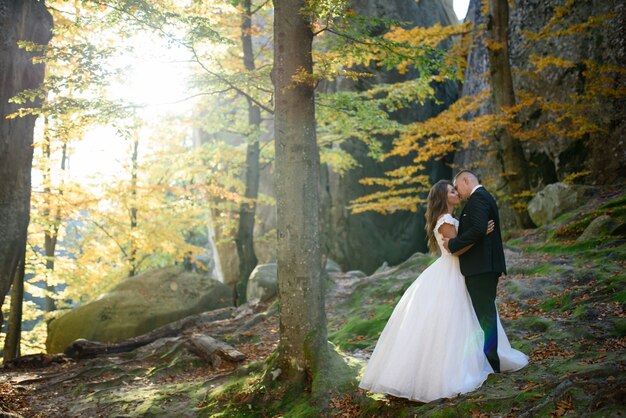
left=443, top=170, right=505, bottom=373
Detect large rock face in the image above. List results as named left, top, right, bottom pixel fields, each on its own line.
left=507, top=0, right=625, bottom=185
left=320, top=0, right=460, bottom=274
left=46, top=267, right=232, bottom=353
left=455, top=0, right=625, bottom=219
left=0, top=1, right=52, bottom=321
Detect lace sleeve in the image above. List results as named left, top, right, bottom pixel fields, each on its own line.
left=434, top=214, right=457, bottom=233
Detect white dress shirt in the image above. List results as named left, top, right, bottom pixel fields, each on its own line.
left=470, top=184, right=483, bottom=195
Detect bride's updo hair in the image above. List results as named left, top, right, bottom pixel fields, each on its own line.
left=425, top=180, right=453, bottom=254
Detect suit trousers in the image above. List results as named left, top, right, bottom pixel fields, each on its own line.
left=465, top=272, right=501, bottom=372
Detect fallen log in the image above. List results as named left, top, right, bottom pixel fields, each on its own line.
left=186, top=334, right=246, bottom=367
left=65, top=307, right=236, bottom=359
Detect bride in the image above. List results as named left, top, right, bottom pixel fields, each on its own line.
left=359, top=180, right=528, bottom=402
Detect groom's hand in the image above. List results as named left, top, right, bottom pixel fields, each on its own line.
left=442, top=237, right=450, bottom=252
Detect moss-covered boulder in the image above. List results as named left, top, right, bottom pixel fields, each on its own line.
left=576, top=214, right=620, bottom=242
left=527, top=183, right=593, bottom=226
left=46, top=267, right=232, bottom=353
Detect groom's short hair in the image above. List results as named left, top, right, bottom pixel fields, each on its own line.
left=454, top=169, right=479, bottom=183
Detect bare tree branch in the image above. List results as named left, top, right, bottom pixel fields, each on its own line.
left=189, top=44, right=274, bottom=115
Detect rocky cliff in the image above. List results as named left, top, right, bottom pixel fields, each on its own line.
left=456, top=0, right=625, bottom=217
left=320, top=0, right=461, bottom=273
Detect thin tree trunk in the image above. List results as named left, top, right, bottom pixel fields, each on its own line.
left=0, top=0, right=52, bottom=331
left=486, top=0, right=534, bottom=228
left=3, top=251, right=25, bottom=362
left=235, top=0, right=261, bottom=305
left=129, top=129, right=139, bottom=277
left=42, top=118, right=64, bottom=312
left=273, top=0, right=328, bottom=385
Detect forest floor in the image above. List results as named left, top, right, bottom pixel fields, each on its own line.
left=1, top=187, right=624, bottom=417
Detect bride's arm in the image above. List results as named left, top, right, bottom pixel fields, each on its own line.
left=453, top=243, right=475, bottom=256
left=439, top=223, right=473, bottom=255
left=440, top=220, right=495, bottom=256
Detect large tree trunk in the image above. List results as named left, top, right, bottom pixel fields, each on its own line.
left=0, top=0, right=53, bottom=329
left=486, top=0, right=534, bottom=228
left=235, top=0, right=261, bottom=306
left=273, top=0, right=328, bottom=385
left=3, top=251, right=25, bottom=362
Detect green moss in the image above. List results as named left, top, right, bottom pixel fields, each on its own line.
left=147, top=357, right=205, bottom=379
left=427, top=408, right=473, bottom=418
left=70, top=383, right=86, bottom=395
left=329, top=304, right=394, bottom=350
left=513, top=389, right=545, bottom=403
left=283, top=401, right=319, bottom=417
left=516, top=316, right=553, bottom=332
left=506, top=265, right=527, bottom=275
left=506, top=237, right=524, bottom=247
left=199, top=372, right=262, bottom=417
left=529, top=263, right=565, bottom=276
left=602, top=195, right=626, bottom=209
left=525, top=240, right=609, bottom=255
left=571, top=305, right=586, bottom=319
left=611, top=289, right=626, bottom=303
left=541, top=293, right=573, bottom=312
left=611, top=319, right=626, bottom=337
left=314, top=344, right=361, bottom=394
left=327, top=272, right=417, bottom=352
left=199, top=344, right=362, bottom=417
left=69, top=381, right=207, bottom=418
left=604, top=273, right=626, bottom=285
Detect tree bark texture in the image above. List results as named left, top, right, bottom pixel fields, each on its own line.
left=3, top=252, right=24, bottom=361
left=0, top=0, right=53, bottom=328
left=486, top=0, right=534, bottom=228
left=235, top=0, right=261, bottom=305
left=273, top=0, right=328, bottom=383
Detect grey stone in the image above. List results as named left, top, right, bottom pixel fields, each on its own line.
left=527, top=183, right=592, bottom=226
left=346, top=270, right=368, bottom=278
left=325, top=258, right=342, bottom=273
left=246, top=263, right=278, bottom=302
left=374, top=261, right=390, bottom=274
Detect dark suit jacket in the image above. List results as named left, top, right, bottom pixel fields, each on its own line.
left=448, top=187, right=507, bottom=277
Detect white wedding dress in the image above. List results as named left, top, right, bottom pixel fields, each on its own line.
left=359, top=214, right=528, bottom=402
